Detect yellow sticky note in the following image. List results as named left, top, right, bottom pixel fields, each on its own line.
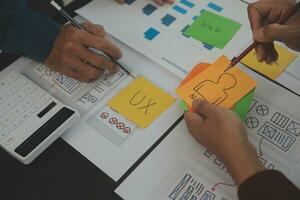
left=108, top=76, right=175, bottom=128
left=241, top=44, right=297, bottom=79
left=176, top=55, right=256, bottom=108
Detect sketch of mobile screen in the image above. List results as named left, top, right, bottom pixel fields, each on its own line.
left=87, top=105, right=138, bottom=146
left=151, top=162, right=234, bottom=200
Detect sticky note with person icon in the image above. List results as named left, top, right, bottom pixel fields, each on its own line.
left=176, top=55, right=256, bottom=109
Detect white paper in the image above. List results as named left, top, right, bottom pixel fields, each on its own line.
left=116, top=66, right=300, bottom=200
left=76, top=0, right=252, bottom=78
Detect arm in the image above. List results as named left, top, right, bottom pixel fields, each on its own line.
left=0, top=0, right=60, bottom=62
left=0, top=0, right=122, bottom=82
left=184, top=99, right=300, bottom=199
left=238, top=170, right=300, bottom=200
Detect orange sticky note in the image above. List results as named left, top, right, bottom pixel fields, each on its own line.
left=176, top=55, right=256, bottom=108
left=180, top=63, right=211, bottom=86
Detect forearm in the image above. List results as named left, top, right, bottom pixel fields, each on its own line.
left=0, top=0, right=61, bottom=62
left=222, top=140, right=265, bottom=186
left=238, top=170, right=300, bottom=200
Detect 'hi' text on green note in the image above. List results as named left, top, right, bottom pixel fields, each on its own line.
left=184, top=10, right=241, bottom=49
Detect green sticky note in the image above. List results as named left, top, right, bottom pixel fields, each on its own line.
left=179, top=100, right=189, bottom=112
left=179, top=90, right=255, bottom=121
left=184, top=10, right=241, bottom=49
left=234, top=89, right=255, bottom=121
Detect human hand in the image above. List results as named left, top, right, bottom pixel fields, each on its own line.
left=45, top=22, right=122, bottom=82
left=248, top=0, right=300, bottom=64
left=184, top=99, right=265, bottom=186
left=115, top=0, right=174, bottom=6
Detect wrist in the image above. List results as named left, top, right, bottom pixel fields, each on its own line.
left=222, top=141, right=265, bottom=186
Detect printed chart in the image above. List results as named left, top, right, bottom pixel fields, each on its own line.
left=76, top=0, right=252, bottom=77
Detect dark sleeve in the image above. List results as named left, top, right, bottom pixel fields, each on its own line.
left=0, top=0, right=61, bottom=62
left=238, top=170, right=300, bottom=200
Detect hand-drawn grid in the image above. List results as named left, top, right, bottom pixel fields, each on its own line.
left=167, top=171, right=228, bottom=200
left=53, top=74, right=82, bottom=94
left=203, top=149, right=228, bottom=173
left=286, top=121, right=300, bottom=137
left=270, top=112, right=290, bottom=129
left=258, top=122, right=296, bottom=152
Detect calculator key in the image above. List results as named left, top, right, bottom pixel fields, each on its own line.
left=0, top=113, right=14, bottom=126
left=10, top=105, right=25, bottom=118
left=13, top=92, right=27, bottom=102
left=19, top=111, right=32, bottom=122
left=3, top=98, right=17, bottom=110
left=3, top=135, right=16, bottom=146
left=40, top=95, right=51, bottom=104
left=0, top=93, right=6, bottom=104
left=23, top=84, right=36, bottom=95
left=0, top=106, right=6, bottom=118
left=13, top=77, right=27, bottom=89
left=0, top=122, right=4, bottom=130
left=21, top=97, right=34, bottom=109
left=0, top=80, right=9, bottom=90
left=31, top=90, right=45, bottom=100
left=0, top=128, right=11, bottom=141
left=4, top=85, right=17, bottom=96
left=4, top=72, right=19, bottom=83
left=7, top=120, right=21, bottom=132
left=29, top=103, right=41, bottom=113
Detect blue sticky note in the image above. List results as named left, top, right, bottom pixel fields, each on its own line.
left=143, top=4, right=157, bottom=15
left=161, top=14, right=176, bottom=26
left=180, top=0, right=194, bottom=8
left=173, top=5, right=187, bottom=14
left=207, top=2, right=223, bottom=12
left=144, top=28, right=160, bottom=40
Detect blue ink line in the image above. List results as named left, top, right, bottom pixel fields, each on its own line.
left=180, top=0, right=194, bottom=8
left=173, top=5, right=188, bottom=15
left=161, top=14, right=176, bottom=26
left=207, top=2, right=223, bottom=12
left=144, top=27, right=160, bottom=41
left=143, top=4, right=157, bottom=15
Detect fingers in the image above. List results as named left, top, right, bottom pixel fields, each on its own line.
left=68, top=56, right=104, bottom=81
left=254, top=23, right=295, bottom=43
left=255, top=43, right=278, bottom=63
left=154, top=0, right=174, bottom=6
left=75, top=45, right=118, bottom=72
left=59, top=66, right=92, bottom=82
left=81, top=22, right=106, bottom=37
left=115, top=0, right=124, bottom=4
left=82, top=34, right=122, bottom=59
left=184, top=112, right=204, bottom=137
left=247, top=2, right=272, bottom=31
left=192, top=99, right=214, bottom=118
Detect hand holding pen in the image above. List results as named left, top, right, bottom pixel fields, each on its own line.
left=45, top=21, right=122, bottom=82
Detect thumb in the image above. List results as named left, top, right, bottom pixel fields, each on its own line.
left=184, top=112, right=204, bottom=137
left=254, top=23, right=291, bottom=43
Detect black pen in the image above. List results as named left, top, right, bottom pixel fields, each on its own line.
left=50, top=0, right=135, bottom=79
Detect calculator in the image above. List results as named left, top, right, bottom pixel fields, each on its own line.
left=0, top=72, right=80, bottom=164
